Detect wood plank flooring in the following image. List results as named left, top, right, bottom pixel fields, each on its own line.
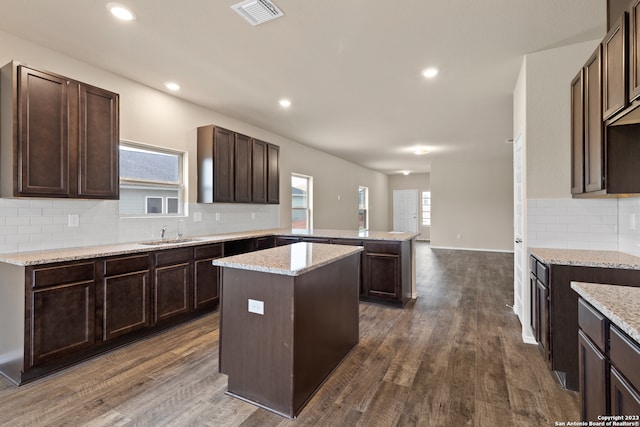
left=0, top=243, right=579, bottom=426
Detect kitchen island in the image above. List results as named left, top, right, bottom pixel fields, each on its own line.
left=214, top=242, right=363, bottom=418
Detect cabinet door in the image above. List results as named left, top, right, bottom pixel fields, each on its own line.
left=252, top=139, right=268, bottom=203
left=584, top=47, right=604, bottom=193
left=530, top=272, right=538, bottom=339
left=536, top=279, right=551, bottom=364
left=194, top=258, right=219, bottom=311
left=267, top=143, right=280, bottom=204
left=234, top=133, right=252, bottom=203
left=17, top=66, right=70, bottom=196
left=30, top=281, right=95, bottom=367
left=603, top=14, right=627, bottom=119
left=154, top=263, right=191, bottom=323
left=578, top=330, right=609, bottom=421
left=630, top=0, right=640, bottom=101
left=611, top=367, right=640, bottom=416
left=214, top=127, right=235, bottom=203
left=363, top=248, right=400, bottom=300
left=103, top=270, right=150, bottom=341
left=571, top=70, right=585, bottom=195
left=77, top=84, right=119, bottom=199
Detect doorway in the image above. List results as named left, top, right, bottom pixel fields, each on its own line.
left=393, top=189, right=418, bottom=233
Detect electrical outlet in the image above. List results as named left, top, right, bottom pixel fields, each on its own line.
left=68, top=214, right=80, bottom=227
left=251, top=212, right=256, bottom=220
left=248, top=299, right=264, bottom=315
left=215, top=212, right=221, bottom=221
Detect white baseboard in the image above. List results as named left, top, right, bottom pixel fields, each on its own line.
left=429, top=245, right=514, bottom=254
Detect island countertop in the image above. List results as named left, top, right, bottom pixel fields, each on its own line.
left=0, top=228, right=417, bottom=267
left=212, top=242, right=363, bottom=276
left=529, top=247, right=640, bottom=270
left=571, top=281, right=640, bottom=343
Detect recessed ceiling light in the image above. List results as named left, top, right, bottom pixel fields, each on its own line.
left=279, top=99, right=291, bottom=108
left=164, top=82, right=180, bottom=91
left=422, top=67, right=439, bottom=78
left=107, top=3, right=137, bottom=21
left=413, top=148, right=429, bottom=155
left=402, top=171, right=411, bottom=176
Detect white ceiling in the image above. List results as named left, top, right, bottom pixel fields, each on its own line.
left=0, top=0, right=606, bottom=174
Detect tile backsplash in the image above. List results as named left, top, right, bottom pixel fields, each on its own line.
left=528, top=197, right=640, bottom=256
left=0, top=198, right=279, bottom=254
left=527, top=198, right=619, bottom=251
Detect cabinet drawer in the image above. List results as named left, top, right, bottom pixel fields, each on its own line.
left=104, top=254, right=149, bottom=276
left=331, top=239, right=363, bottom=246
left=530, top=256, right=538, bottom=273
left=31, top=262, right=95, bottom=288
left=610, top=326, right=640, bottom=390
left=536, top=262, right=549, bottom=286
left=275, top=237, right=300, bottom=246
left=364, top=241, right=400, bottom=254
left=154, top=248, right=192, bottom=267
left=300, top=237, right=330, bottom=243
left=578, top=298, right=608, bottom=351
left=195, top=244, right=223, bottom=260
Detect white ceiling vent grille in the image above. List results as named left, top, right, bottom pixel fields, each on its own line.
left=231, top=0, right=284, bottom=26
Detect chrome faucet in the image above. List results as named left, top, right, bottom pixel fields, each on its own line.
left=177, top=220, right=185, bottom=240
left=160, top=225, right=167, bottom=241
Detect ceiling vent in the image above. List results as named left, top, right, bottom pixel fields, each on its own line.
left=231, top=0, right=284, bottom=26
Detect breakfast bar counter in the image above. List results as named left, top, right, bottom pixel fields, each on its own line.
left=213, top=242, right=363, bottom=418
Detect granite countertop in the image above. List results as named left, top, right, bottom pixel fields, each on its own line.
left=571, top=282, right=640, bottom=343
left=212, top=242, right=364, bottom=276
left=0, top=228, right=417, bottom=267
left=279, top=228, right=420, bottom=242
left=529, top=248, right=640, bottom=270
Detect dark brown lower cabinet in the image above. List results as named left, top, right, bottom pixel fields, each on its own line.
left=578, top=297, right=640, bottom=421
left=578, top=330, right=608, bottom=421
left=102, top=254, right=150, bottom=341
left=193, top=244, right=223, bottom=311
left=611, top=367, right=640, bottom=415
left=30, top=281, right=95, bottom=367
left=154, top=248, right=192, bottom=323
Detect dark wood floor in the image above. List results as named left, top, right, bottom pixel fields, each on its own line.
left=0, top=243, right=579, bottom=426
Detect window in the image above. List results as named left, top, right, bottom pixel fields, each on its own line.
left=421, top=191, right=431, bottom=226
left=292, top=174, right=312, bottom=229
left=119, top=141, right=185, bottom=216
left=358, top=186, right=369, bottom=230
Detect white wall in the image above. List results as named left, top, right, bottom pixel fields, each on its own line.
left=430, top=157, right=514, bottom=252
left=388, top=173, right=430, bottom=240
left=0, top=30, right=389, bottom=253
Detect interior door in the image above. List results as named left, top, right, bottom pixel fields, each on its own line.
left=393, top=189, right=418, bottom=233
left=513, top=132, right=533, bottom=342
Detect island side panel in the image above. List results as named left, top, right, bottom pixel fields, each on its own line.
left=219, top=268, right=295, bottom=417
left=0, top=263, right=26, bottom=384
left=293, top=253, right=360, bottom=414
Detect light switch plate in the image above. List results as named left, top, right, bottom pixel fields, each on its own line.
left=248, top=299, right=264, bottom=315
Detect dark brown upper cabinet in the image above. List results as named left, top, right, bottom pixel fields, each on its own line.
left=251, top=139, right=268, bottom=203
left=629, top=0, right=640, bottom=101
left=571, top=70, right=585, bottom=195
left=603, top=13, right=628, bottom=120
left=267, top=143, right=280, bottom=204
left=234, top=132, right=252, bottom=203
left=571, top=47, right=604, bottom=196
left=197, top=124, right=279, bottom=204
left=0, top=61, right=119, bottom=199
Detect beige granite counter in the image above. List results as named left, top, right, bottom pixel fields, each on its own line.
left=530, top=248, right=640, bottom=270
left=212, top=242, right=363, bottom=276
left=571, top=282, right=640, bottom=343
left=0, top=228, right=417, bottom=267
left=279, top=228, right=420, bottom=241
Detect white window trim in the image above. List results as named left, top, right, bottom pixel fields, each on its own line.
left=358, top=186, right=369, bottom=231
left=119, top=140, right=188, bottom=218
left=291, top=173, right=313, bottom=230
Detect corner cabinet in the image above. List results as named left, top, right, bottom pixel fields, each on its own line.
left=197, top=125, right=279, bottom=204
left=0, top=61, right=119, bottom=199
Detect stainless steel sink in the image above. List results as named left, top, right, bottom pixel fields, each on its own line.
left=140, top=238, right=202, bottom=246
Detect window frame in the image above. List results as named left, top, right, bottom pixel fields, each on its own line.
left=291, top=173, right=313, bottom=230
left=421, top=191, right=431, bottom=227
left=119, top=140, right=187, bottom=218
left=358, top=186, right=369, bottom=231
